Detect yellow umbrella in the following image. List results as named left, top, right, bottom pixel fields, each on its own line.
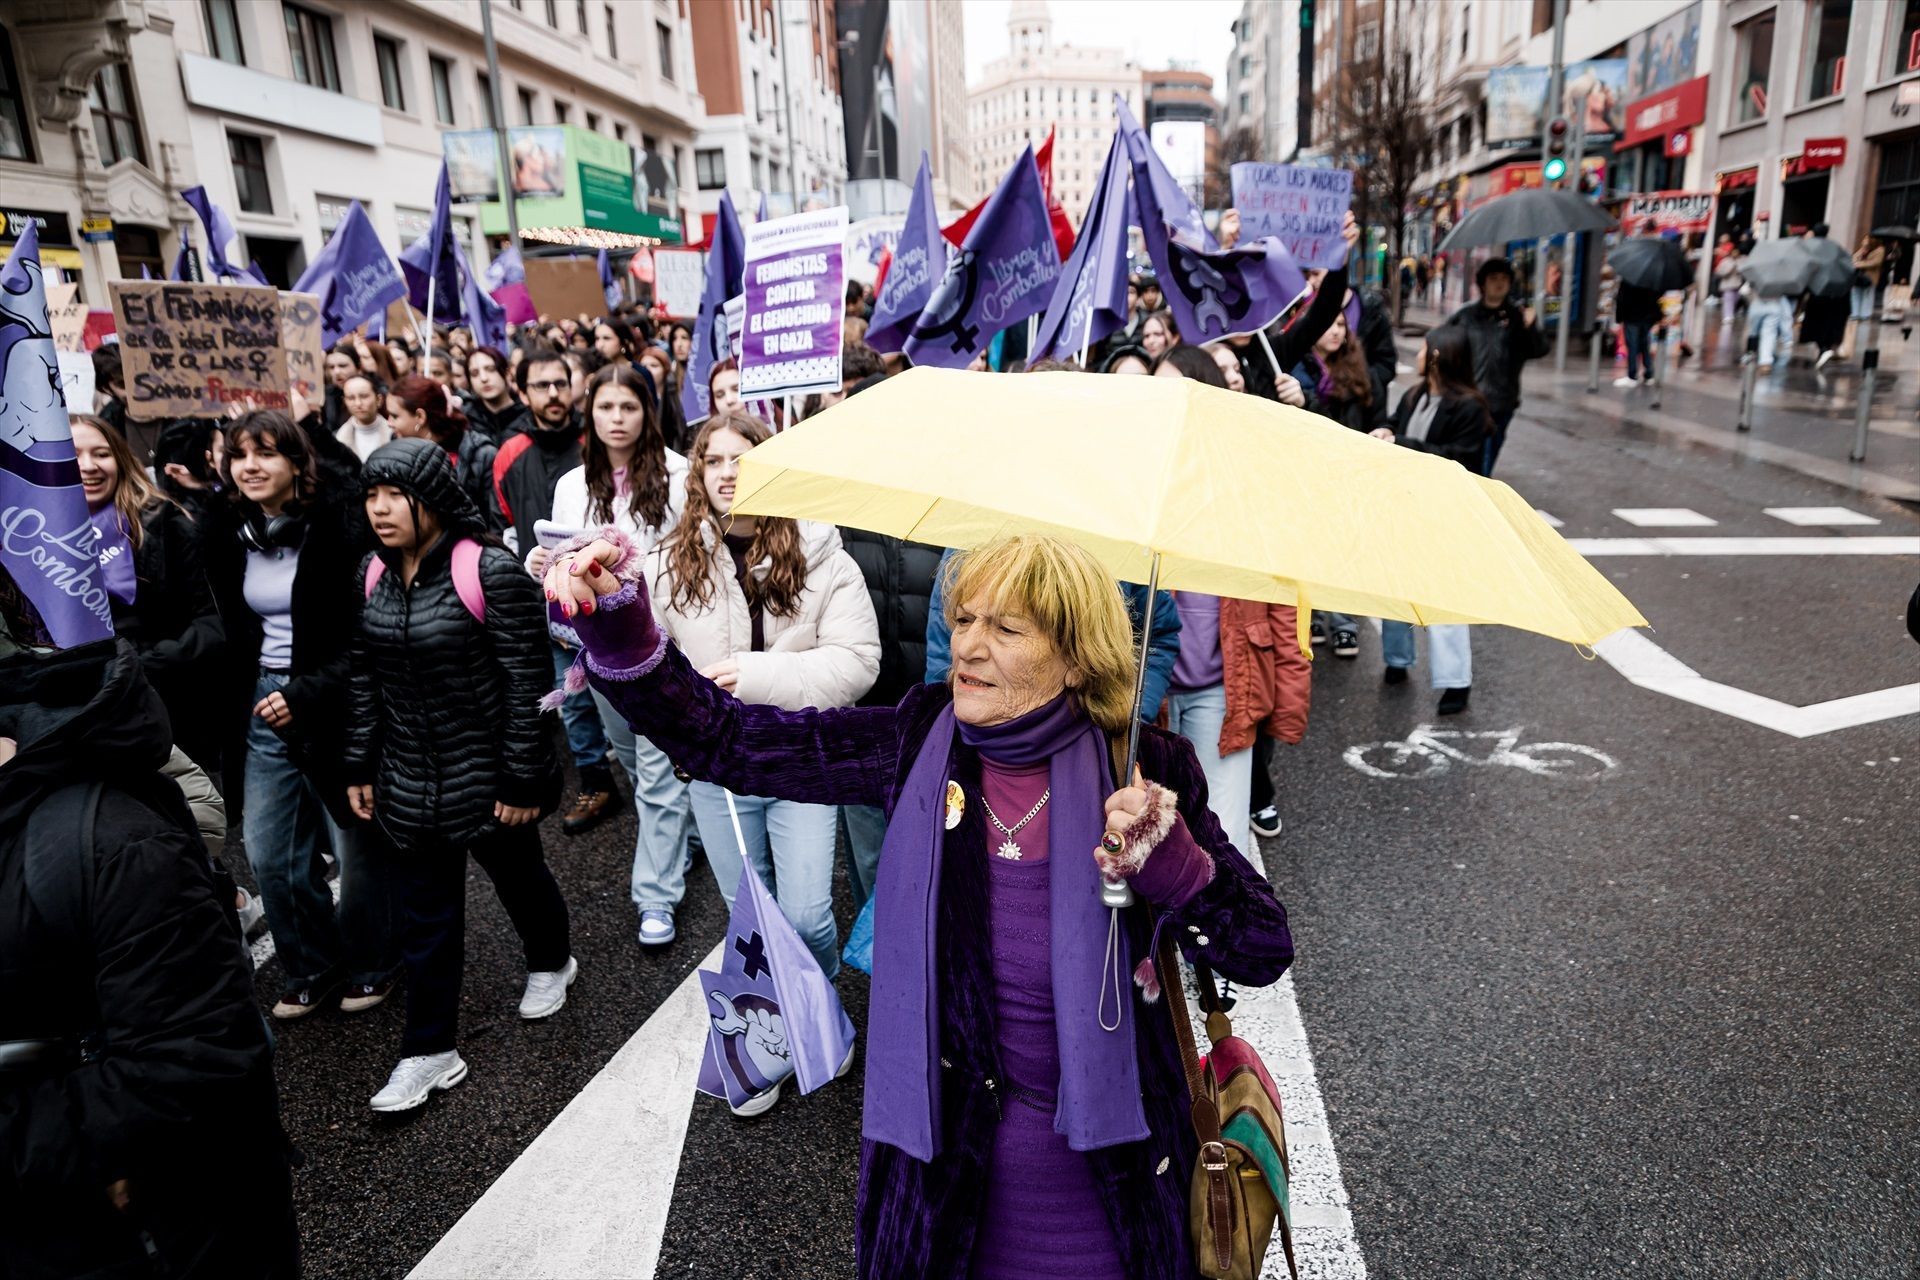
left=734, top=367, right=1646, bottom=650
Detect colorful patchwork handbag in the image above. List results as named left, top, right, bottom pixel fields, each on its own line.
left=1156, top=933, right=1299, bottom=1280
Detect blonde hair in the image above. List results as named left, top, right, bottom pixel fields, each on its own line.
left=943, top=534, right=1138, bottom=734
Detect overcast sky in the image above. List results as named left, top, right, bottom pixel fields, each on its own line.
left=961, top=0, right=1242, bottom=94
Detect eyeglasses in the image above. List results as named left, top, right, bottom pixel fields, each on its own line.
left=525, top=379, right=569, bottom=394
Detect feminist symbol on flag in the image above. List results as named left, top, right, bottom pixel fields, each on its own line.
left=734, top=930, right=770, bottom=982
left=910, top=248, right=982, bottom=355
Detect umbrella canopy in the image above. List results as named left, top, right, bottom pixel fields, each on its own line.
left=733, top=369, right=1646, bottom=648
left=1742, top=237, right=1853, bottom=298
left=1438, top=189, right=1617, bottom=253
left=1870, top=225, right=1917, bottom=240
left=1608, top=236, right=1692, bottom=292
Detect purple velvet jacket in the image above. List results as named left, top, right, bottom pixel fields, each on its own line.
left=575, top=605, right=1295, bottom=1280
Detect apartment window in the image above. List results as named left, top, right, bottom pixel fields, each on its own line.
left=576, top=0, right=588, bottom=33
left=1890, top=0, right=1920, bottom=77
left=283, top=4, right=340, bottom=91
left=518, top=86, right=537, bottom=125
left=614, top=121, right=628, bottom=144
left=1461, top=4, right=1470, bottom=56
left=1356, top=23, right=1379, bottom=61
left=607, top=6, right=620, bottom=60
left=375, top=35, right=406, bottom=111
left=585, top=110, right=600, bottom=132
left=1803, top=0, right=1851, bottom=101
left=203, top=0, right=245, bottom=64
left=1732, top=14, right=1774, bottom=123
left=752, top=70, right=762, bottom=120
left=477, top=72, right=498, bottom=128
left=429, top=56, right=454, bottom=125
left=695, top=147, right=726, bottom=189
left=88, top=63, right=146, bottom=166
left=553, top=98, right=571, bottom=124
left=658, top=21, right=675, bottom=82
left=0, top=24, right=30, bottom=161
left=229, top=132, right=272, bottom=214
left=543, top=0, right=558, bottom=26
left=315, top=195, right=352, bottom=236
left=395, top=205, right=432, bottom=244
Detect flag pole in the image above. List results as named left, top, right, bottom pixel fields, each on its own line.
left=1256, top=329, right=1286, bottom=383
left=1078, top=245, right=1098, bottom=368
left=417, top=277, right=437, bottom=358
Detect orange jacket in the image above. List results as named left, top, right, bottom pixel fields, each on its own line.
left=1215, top=599, right=1312, bottom=755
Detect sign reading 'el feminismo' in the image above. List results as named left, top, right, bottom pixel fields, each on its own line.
left=109, top=281, right=289, bottom=420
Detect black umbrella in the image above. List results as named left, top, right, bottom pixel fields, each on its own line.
left=1608, top=236, right=1692, bottom=291
left=1437, top=188, right=1617, bottom=252
left=1870, top=224, right=1917, bottom=240
left=1742, top=237, right=1854, bottom=298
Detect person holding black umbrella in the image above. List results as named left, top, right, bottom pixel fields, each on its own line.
left=1435, top=257, right=1548, bottom=475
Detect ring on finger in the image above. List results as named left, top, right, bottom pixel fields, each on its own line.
left=1100, top=831, right=1125, bottom=854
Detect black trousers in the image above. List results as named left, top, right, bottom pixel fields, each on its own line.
left=1250, top=733, right=1276, bottom=813
left=396, top=821, right=571, bottom=1056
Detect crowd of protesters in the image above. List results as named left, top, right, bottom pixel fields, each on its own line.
left=0, top=204, right=1541, bottom=1275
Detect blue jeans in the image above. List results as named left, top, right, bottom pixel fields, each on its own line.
left=1752, top=296, right=1796, bottom=366
left=1164, top=684, right=1253, bottom=861
left=688, top=782, right=840, bottom=978
left=1621, top=321, right=1654, bottom=381
left=840, top=804, right=889, bottom=912
left=551, top=639, right=613, bottom=791
left=592, top=688, right=695, bottom=915
left=1483, top=405, right=1516, bottom=476
left=1380, top=621, right=1472, bottom=689
left=1851, top=283, right=1876, bottom=322
left=242, top=672, right=397, bottom=990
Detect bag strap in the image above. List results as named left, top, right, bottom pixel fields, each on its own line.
left=363, top=555, right=386, bottom=600
left=1157, top=929, right=1234, bottom=1274
left=363, top=539, right=485, bottom=625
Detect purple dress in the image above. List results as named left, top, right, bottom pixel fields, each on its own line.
left=972, top=761, right=1128, bottom=1279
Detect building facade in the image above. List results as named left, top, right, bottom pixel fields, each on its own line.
left=1222, top=0, right=1301, bottom=163
left=965, top=0, right=1141, bottom=225
left=927, top=0, right=969, bottom=209
left=0, top=0, right=704, bottom=298
left=1143, top=68, right=1221, bottom=207
left=688, top=0, right=843, bottom=235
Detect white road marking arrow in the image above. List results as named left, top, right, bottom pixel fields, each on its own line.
left=1593, top=629, right=1920, bottom=738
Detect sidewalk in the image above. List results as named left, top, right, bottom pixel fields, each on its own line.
left=1393, top=300, right=1919, bottom=504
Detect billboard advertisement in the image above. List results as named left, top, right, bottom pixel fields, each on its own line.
left=1625, top=2, right=1703, bottom=104
left=1487, top=61, right=1628, bottom=149
left=479, top=125, right=683, bottom=244
left=837, top=0, right=934, bottom=189
left=442, top=130, right=501, bottom=202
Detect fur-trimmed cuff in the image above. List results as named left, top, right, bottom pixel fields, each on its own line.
left=1096, top=780, right=1178, bottom=880
left=553, top=525, right=644, bottom=581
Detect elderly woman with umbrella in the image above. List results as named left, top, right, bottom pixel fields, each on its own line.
left=540, top=366, right=1646, bottom=1278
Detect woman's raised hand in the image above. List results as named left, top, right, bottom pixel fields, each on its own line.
left=544, top=538, right=626, bottom=617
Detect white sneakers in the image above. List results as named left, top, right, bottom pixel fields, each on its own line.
left=370, top=1051, right=468, bottom=1112
left=519, top=957, right=579, bottom=1020
left=1612, top=376, right=1639, bottom=388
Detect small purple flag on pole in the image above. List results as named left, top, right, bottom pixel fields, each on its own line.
left=696, top=854, right=855, bottom=1107
left=597, top=248, right=621, bottom=312
left=139, top=263, right=152, bottom=280
left=866, top=152, right=946, bottom=355
left=293, top=200, right=408, bottom=347
left=1120, top=100, right=1309, bottom=343
left=462, top=253, right=508, bottom=349
left=682, top=190, right=746, bottom=427
left=1117, top=99, right=1217, bottom=253
left=483, top=243, right=524, bottom=291
left=1032, top=131, right=1133, bottom=361
left=180, top=185, right=260, bottom=283
left=398, top=164, right=464, bottom=324
left=0, top=222, right=114, bottom=648
left=904, top=144, right=1061, bottom=370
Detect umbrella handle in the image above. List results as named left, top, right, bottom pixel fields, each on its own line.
left=1106, top=551, right=1163, bottom=910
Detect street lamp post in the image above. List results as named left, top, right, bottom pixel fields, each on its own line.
left=480, top=0, right=522, bottom=263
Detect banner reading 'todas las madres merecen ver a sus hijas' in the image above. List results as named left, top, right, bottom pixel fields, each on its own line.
left=739, top=206, right=849, bottom=401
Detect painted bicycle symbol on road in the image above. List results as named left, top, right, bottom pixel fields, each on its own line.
left=1344, top=725, right=1619, bottom=780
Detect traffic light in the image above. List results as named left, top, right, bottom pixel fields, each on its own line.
left=1542, top=116, right=1570, bottom=183
left=1300, top=0, right=1314, bottom=29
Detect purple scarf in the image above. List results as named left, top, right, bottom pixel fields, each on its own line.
left=865, top=694, right=1148, bottom=1161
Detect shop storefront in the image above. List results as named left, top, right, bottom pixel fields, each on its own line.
left=1869, top=127, right=1920, bottom=287
left=1778, top=139, right=1846, bottom=237
left=0, top=207, right=84, bottom=279
left=1618, top=74, right=1709, bottom=197
left=1713, top=166, right=1759, bottom=244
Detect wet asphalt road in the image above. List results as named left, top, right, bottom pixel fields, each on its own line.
left=246, top=397, right=1920, bottom=1279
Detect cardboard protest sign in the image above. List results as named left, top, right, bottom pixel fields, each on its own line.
left=280, top=291, right=325, bottom=400
left=56, top=350, right=94, bottom=412
left=739, top=206, right=847, bottom=399
left=48, top=283, right=88, bottom=352
left=1231, top=163, right=1354, bottom=269
left=108, top=281, right=289, bottom=420
left=524, top=257, right=608, bottom=321
left=652, top=249, right=705, bottom=318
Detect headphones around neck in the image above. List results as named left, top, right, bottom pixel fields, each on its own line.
left=238, top=510, right=306, bottom=552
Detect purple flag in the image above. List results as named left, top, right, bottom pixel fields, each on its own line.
left=597, top=248, right=621, bottom=312
left=866, top=152, right=946, bottom=354
left=398, top=164, right=464, bottom=324
left=1032, top=131, right=1133, bottom=361
left=180, top=185, right=263, bottom=284
left=139, top=263, right=152, bottom=280
left=292, top=200, right=408, bottom=347
left=681, top=190, right=746, bottom=427
left=696, top=856, right=855, bottom=1108
left=1117, top=99, right=1217, bottom=253
left=1121, top=105, right=1309, bottom=343
left=0, top=223, right=114, bottom=648
left=483, top=243, right=524, bottom=291
left=904, top=144, right=1061, bottom=370
left=168, top=240, right=191, bottom=282
left=461, top=252, right=508, bottom=349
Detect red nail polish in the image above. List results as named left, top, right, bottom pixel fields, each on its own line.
left=582, top=599, right=595, bottom=615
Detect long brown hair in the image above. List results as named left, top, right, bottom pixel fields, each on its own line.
left=581, top=364, right=671, bottom=531
left=71, top=414, right=171, bottom=549
left=660, top=412, right=806, bottom=619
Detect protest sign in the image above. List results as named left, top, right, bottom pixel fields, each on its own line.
left=57, top=350, right=94, bottom=411
left=108, top=281, right=288, bottom=419
left=48, top=283, right=88, bottom=352
left=652, top=249, right=705, bottom=318
left=739, top=206, right=847, bottom=399
left=280, top=291, right=325, bottom=400
left=1622, top=191, right=1714, bottom=236
left=524, top=257, right=607, bottom=321
left=1231, top=163, right=1353, bottom=269
left=724, top=294, right=745, bottom=364
left=845, top=214, right=905, bottom=286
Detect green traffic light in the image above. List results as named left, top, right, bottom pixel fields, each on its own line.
left=1542, top=157, right=1568, bottom=182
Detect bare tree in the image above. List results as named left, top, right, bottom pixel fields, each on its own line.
left=1322, top=3, right=1429, bottom=323
left=1208, top=125, right=1263, bottom=212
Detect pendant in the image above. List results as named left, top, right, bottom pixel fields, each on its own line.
left=996, top=838, right=1023, bottom=861
left=944, top=780, right=965, bottom=831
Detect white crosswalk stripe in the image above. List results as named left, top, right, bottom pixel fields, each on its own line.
left=1611, top=507, right=1718, bottom=527
left=1762, top=506, right=1882, bottom=526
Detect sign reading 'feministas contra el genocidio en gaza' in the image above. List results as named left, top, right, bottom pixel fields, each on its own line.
left=740, top=206, right=848, bottom=400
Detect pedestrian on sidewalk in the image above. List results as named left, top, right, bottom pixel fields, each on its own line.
left=645, top=411, right=879, bottom=979
left=1369, top=327, right=1493, bottom=715
left=1715, top=237, right=1747, bottom=320
left=348, top=440, right=575, bottom=1113
left=1804, top=224, right=1850, bottom=371
left=550, top=364, right=694, bottom=948
left=544, top=530, right=1293, bottom=1278
left=1436, top=257, right=1549, bottom=475
left=1613, top=280, right=1661, bottom=387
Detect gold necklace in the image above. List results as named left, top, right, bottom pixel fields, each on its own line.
left=981, top=788, right=1050, bottom=861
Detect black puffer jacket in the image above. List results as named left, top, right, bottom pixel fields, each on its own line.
left=345, top=439, right=560, bottom=850
left=839, top=528, right=942, bottom=708
left=0, top=640, right=295, bottom=1279
left=111, top=501, right=224, bottom=764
